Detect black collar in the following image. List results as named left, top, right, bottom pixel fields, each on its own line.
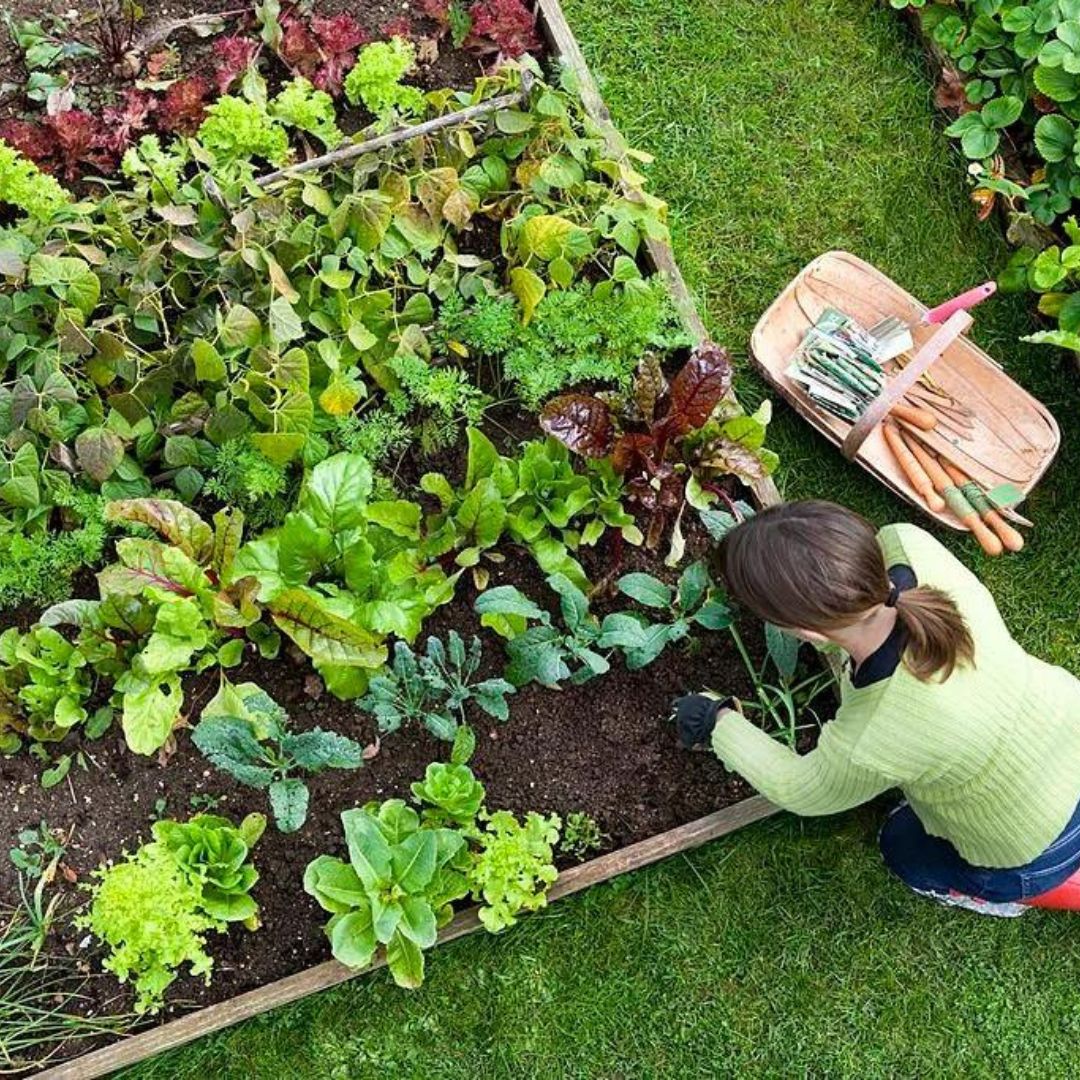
left=850, top=564, right=917, bottom=688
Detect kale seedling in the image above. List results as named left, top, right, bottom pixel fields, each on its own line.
left=473, top=574, right=609, bottom=689
left=358, top=631, right=515, bottom=741
left=598, top=560, right=731, bottom=669
left=192, top=685, right=365, bottom=833
left=9, top=821, right=67, bottom=881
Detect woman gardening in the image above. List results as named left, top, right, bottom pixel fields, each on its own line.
left=676, top=500, right=1080, bottom=916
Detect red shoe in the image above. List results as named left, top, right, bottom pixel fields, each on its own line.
left=1024, top=868, right=1080, bottom=911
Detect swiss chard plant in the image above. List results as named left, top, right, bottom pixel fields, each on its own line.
left=38, top=499, right=270, bottom=755
left=233, top=452, right=456, bottom=699
left=540, top=345, right=775, bottom=551
left=473, top=574, right=610, bottom=688
left=191, top=681, right=366, bottom=832
left=358, top=630, right=515, bottom=741
left=597, top=561, right=732, bottom=669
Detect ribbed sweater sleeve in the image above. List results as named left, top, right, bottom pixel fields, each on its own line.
left=710, top=706, right=892, bottom=816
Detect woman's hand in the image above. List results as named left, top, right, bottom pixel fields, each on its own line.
left=674, top=693, right=734, bottom=748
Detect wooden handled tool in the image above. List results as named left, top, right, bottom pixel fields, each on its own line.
left=940, top=460, right=1024, bottom=553
left=890, top=402, right=937, bottom=431
left=882, top=421, right=945, bottom=512
left=901, top=432, right=1003, bottom=556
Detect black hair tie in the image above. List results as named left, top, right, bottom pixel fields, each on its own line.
left=884, top=583, right=900, bottom=608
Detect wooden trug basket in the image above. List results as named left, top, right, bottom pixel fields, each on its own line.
left=750, top=251, right=1060, bottom=530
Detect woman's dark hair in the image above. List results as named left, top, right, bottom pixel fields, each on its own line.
left=716, top=500, right=974, bottom=682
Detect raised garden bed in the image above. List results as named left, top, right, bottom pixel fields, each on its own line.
left=0, top=1, right=818, bottom=1075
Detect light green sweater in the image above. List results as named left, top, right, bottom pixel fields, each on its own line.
left=711, top=523, right=1080, bottom=868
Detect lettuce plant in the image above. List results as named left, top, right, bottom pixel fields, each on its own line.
left=78, top=844, right=215, bottom=1014
left=343, top=39, right=426, bottom=124
left=597, top=561, right=732, bottom=669
left=151, top=812, right=266, bottom=927
left=197, top=96, right=290, bottom=168
left=469, top=809, right=560, bottom=932
left=358, top=631, right=515, bottom=741
left=79, top=810, right=264, bottom=1014
left=303, top=800, right=471, bottom=988
left=0, top=626, right=93, bottom=748
left=0, top=139, right=71, bottom=221
left=192, top=682, right=365, bottom=832
left=411, top=761, right=486, bottom=829
left=271, top=78, right=344, bottom=149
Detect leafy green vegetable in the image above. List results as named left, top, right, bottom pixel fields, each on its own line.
left=152, top=812, right=266, bottom=926
left=411, top=762, right=486, bottom=828
left=343, top=39, right=426, bottom=124
left=358, top=630, right=514, bottom=741
left=303, top=800, right=470, bottom=987
left=0, top=625, right=93, bottom=748
left=469, top=809, right=560, bottom=933
left=271, top=78, right=343, bottom=149
left=0, top=138, right=72, bottom=221
left=197, top=95, right=290, bottom=167
left=78, top=846, right=216, bottom=1014
left=192, top=681, right=365, bottom=832
left=598, top=560, right=730, bottom=669
left=474, top=574, right=610, bottom=688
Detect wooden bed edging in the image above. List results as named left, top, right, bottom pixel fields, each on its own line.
left=38, top=795, right=778, bottom=1080
left=35, top=5, right=789, bottom=1076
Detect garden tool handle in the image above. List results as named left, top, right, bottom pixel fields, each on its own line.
left=889, top=403, right=936, bottom=431
left=922, top=282, right=996, bottom=325
left=882, top=421, right=945, bottom=513
left=903, top=435, right=1003, bottom=556
left=842, top=311, right=972, bottom=461
left=940, top=461, right=1024, bottom=553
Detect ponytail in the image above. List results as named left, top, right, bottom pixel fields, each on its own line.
left=893, top=586, right=974, bottom=682
left=718, top=500, right=974, bottom=684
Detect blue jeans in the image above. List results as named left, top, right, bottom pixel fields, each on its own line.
left=879, top=799, right=1080, bottom=903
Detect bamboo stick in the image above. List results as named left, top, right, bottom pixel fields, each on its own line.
left=257, top=82, right=531, bottom=187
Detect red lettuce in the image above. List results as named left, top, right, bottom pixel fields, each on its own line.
left=102, top=89, right=155, bottom=154
left=0, top=119, right=58, bottom=170
left=213, top=36, right=260, bottom=95
left=157, top=76, right=210, bottom=135
left=278, top=11, right=321, bottom=79
left=540, top=343, right=734, bottom=548
left=467, top=0, right=540, bottom=57
left=381, top=16, right=415, bottom=40
left=46, top=110, right=116, bottom=180
left=311, top=14, right=369, bottom=95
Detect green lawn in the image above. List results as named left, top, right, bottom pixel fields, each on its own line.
left=122, top=3, right=1080, bottom=1077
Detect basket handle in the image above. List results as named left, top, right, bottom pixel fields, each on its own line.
left=841, top=310, right=973, bottom=461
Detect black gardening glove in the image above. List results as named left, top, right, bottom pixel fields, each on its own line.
left=674, top=693, right=732, bottom=749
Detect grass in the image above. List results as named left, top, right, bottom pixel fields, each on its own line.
left=119, top=3, right=1080, bottom=1077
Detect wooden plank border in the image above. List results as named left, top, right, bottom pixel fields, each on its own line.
left=40, top=796, right=778, bottom=1080
left=36, top=5, right=786, bottom=1075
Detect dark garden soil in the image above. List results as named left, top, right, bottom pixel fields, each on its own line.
left=0, top=478, right=829, bottom=1040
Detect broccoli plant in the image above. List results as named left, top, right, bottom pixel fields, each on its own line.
left=358, top=631, right=515, bottom=741
left=473, top=574, right=609, bottom=688
left=192, top=683, right=365, bottom=833
left=303, top=800, right=471, bottom=988
left=598, top=560, right=732, bottom=669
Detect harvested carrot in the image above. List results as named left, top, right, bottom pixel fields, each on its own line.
left=903, top=433, right=1003, bottom=556
left=890, top=402, right=937, bottom=431
left=940, top=460, right=1024, bottom=553
left=882, top=421, right=945, bottom=513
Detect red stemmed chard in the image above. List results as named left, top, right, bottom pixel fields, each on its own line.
left=540, top=343, right=733, bottom=548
